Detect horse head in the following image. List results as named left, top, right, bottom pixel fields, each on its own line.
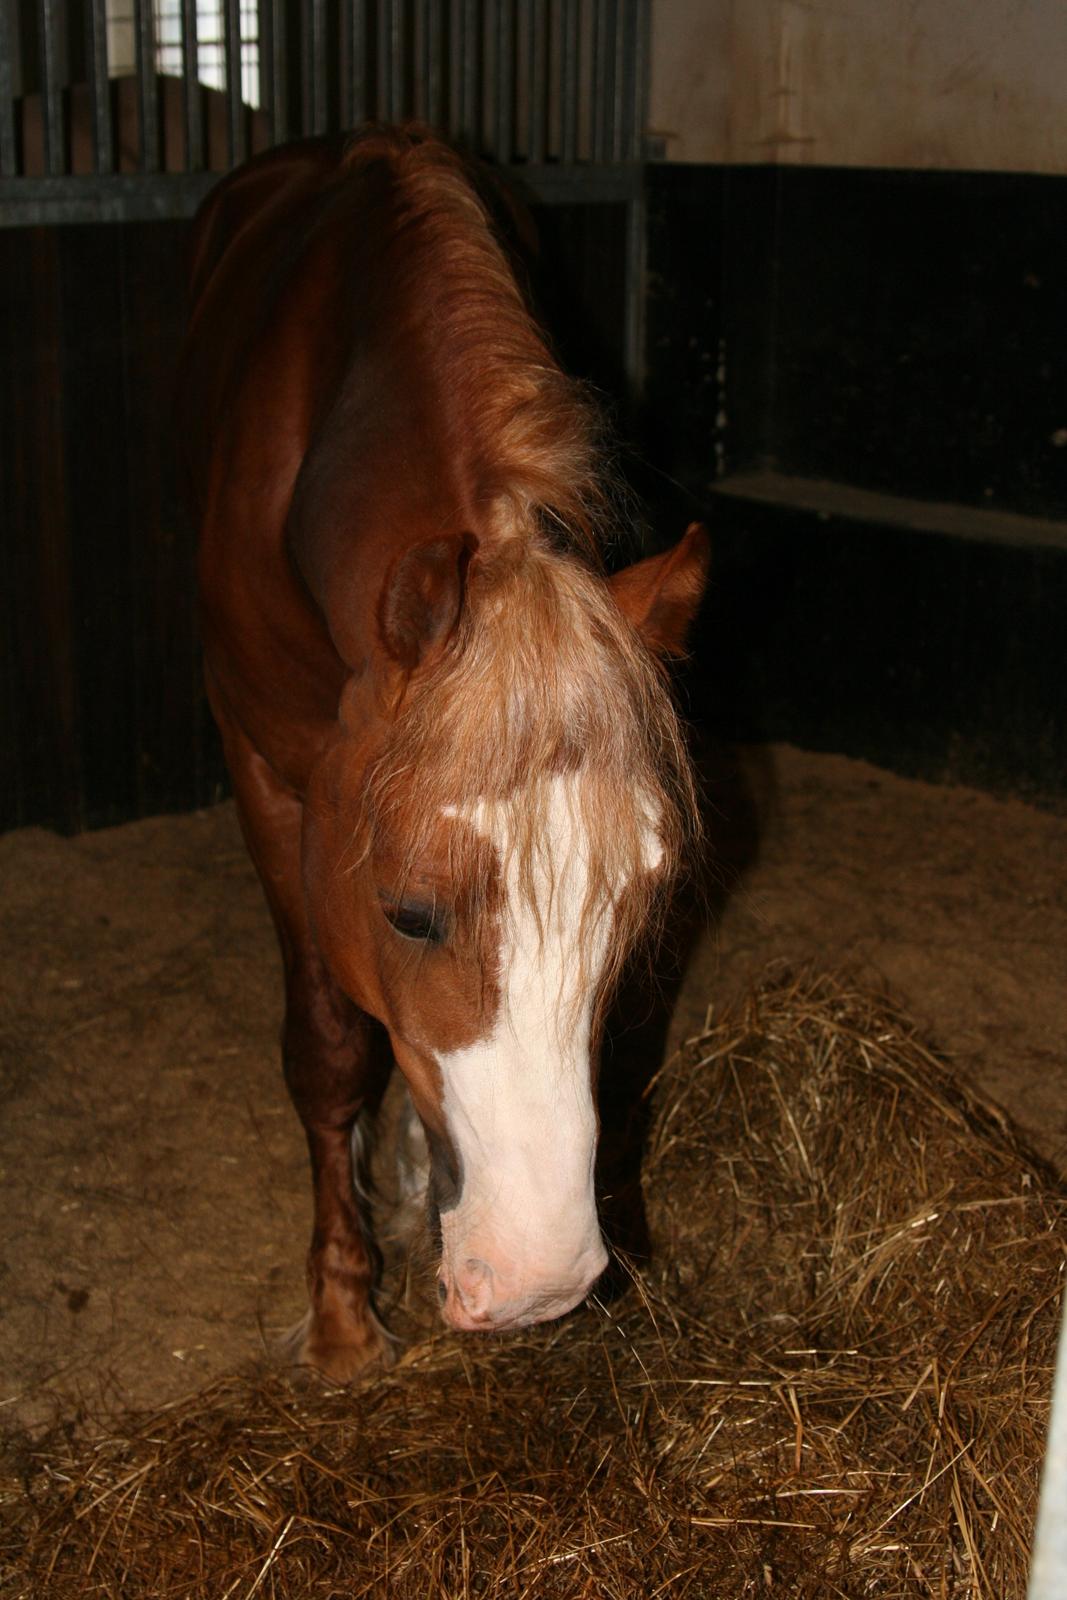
left=302, top=522, right=709, bottom=1332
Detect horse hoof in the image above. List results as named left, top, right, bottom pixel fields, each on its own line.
left=279, top=1309, right=396, bottom=1384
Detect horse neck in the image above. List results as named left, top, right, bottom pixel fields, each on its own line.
left=292, top=153, right=596, bottom=669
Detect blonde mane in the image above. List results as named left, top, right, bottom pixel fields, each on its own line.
left=343, top=125, right=612, bottom=553
left=344, top=129, right=700, bottom=1000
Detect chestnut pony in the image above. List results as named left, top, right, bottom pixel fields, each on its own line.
left=180, top=126, right=708, bottom=1380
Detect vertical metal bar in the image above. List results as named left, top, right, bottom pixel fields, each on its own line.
left=590, top=0, right=612, bottom=164
left=590, top=0, right=602, bottom=162
left=269, top=0, right=288, bottom=141
left=425, top=0, right=442, bottom=129
left=135, top=0, right=159, bottom=172
left=299, top=0, right=310, bottom=136
left=617, top=0, right=635, bottom=161
left=632, top=0, right=649, bottom=161
left=375, top=0, right=386, bottom=120
left=303, top=0, right=326, bottom=136
left=461, top=0, right=477, bottom=145
left=493, top=0, right=512, bottom=162
left=448, top=0, right=462, bottom=137
left=225, top=0, right=246, bottom=164
left=525, top=0, right=545, bottom=163
left=412, top=0, right=428, bottom=123
left=560, top=0, right=578, bottom=163
left=0, top=0, right=15, bottom=177
left=259, top=0, right=274, bottom=138
left=351, top=0, right=366, bottom=125
left=409, top=0, right=422, bottom=119
left=180, top=0, right=203, bottom=170
left=339, top=0, right=353, bottom=124
left=315, top=0, right=327, bottom=134
left=86, top=0, right=112, bottom=172
left=38, top=0, right=63, bottom=175
left=611, top=0, right=626, bottom=160
left=257, top=0, right=268, bottom=128
left=389, top=0, right=402, bottom=121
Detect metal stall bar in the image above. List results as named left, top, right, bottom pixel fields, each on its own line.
left=86, top=0, right=113, bottom=173
left=493, top=0, right=513, bottom=163
left=412, top=0, right=441, bottom=126
left=611, top=0, right=628, bottom=160
left=378, top=0, right=402, bottom=123
left=180, top=0, right=203, bottom=171
left=525, top=0, right=545, bottom=163
left=629, top=0, right=649, bottom=161
left=0, top=1, right=14, bottom=178
left=428, top=0, right=443, bottom=129
left=37, top=0, right=63, bottom=175
left=1, top=0, right=653, bottom=221
left=614, top=0, right=631, bottom=160
left=447, top=0, right=470, bottom=142
left=339, top=0, right=366, bottom=128
left=392, top=0, right=404, bottom=121
left=353, top=0, right=366, bottom=124
left=409, top=0, right=422, bottom=120
left=418, top=0, right=442, bottom=128
left=448, top=0, right=461, bottom=139
left=560, top=0, right=579, bottom=163
left=339, top=0, right=352, bottom=123
left=589, top=0, right=603, bottom=162
left=135, top=0, right=159, bottom=171
left=590, top=0, right=616, bottom=164
left=461, top=0, right=478, bottom=147
left=303, top=0, right=328, bottom=135
left=263, top=0, right=288, bottom=144
left=223, top=0, right=245, bottom=164
left=375, top=0, right=386, bottom=120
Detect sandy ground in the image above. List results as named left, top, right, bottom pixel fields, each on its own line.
left=1, top=744, right=1064, bottom=1436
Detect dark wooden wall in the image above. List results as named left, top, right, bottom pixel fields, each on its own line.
left=643, top=164, right=1067, bottom=810
left=1, top=221, right=221, bottom=832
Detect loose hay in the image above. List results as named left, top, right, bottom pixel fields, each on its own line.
left=2, top=968, right=1063, bottom=1598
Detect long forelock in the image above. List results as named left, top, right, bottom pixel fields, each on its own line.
left=360, top=543, right=699, bottom=1010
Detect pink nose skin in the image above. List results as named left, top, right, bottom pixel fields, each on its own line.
left=438, top=1246, right=608, bottom=1332
left=450, top=1257, right=496, bottom=1323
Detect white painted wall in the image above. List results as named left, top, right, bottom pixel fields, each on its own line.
left=649, top=0, right=1067, bottom=174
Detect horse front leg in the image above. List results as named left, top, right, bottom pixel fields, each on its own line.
left=281, top=957, right=395, bottom=1380
left=206, top=678, right=393, bottom=1381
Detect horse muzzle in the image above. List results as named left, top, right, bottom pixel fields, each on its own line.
left=437, top=1240, right=609, bottom=1332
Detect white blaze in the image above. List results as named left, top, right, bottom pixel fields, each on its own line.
left=436, top=774, right=657, bottom=1317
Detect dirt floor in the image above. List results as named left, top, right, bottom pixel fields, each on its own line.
left=1, top=743, right=1064, bottom=1437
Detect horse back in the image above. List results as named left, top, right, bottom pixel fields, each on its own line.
left=180, top=137, right=416, bottom=787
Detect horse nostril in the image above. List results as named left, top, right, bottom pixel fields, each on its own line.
left=457, top=1257, right=495, bottom=1318
left=437, top=1277, right=447, bottom=1305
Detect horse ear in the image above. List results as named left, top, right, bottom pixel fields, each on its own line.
left=608, top=522, right=710, bottom=656
left=376, top=533, right=476, bottom=707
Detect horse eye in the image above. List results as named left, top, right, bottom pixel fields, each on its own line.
left=382, top=900, right=445, bottom=943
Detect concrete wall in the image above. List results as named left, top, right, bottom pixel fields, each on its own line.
left=649, top=0, right=1067, bottom=174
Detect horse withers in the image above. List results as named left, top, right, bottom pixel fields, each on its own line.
left=179, top=126, right=708, bottom=1380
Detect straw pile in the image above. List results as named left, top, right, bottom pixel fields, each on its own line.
left=2, top=968, right=1063, bottom=1598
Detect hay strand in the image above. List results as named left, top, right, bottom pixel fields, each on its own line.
left=2, top=969, right=1062, bottom=1597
